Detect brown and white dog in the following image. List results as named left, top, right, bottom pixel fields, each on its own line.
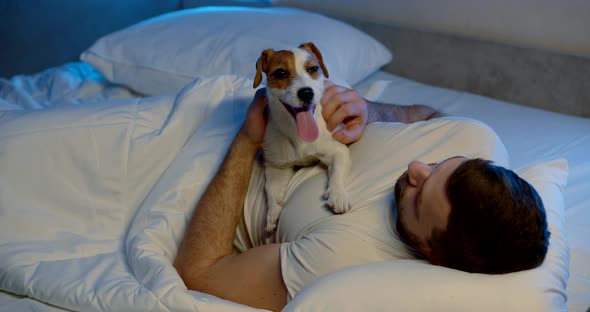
left=253, top=42, right=351, bottom=233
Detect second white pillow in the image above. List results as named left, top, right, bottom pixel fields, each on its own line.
left=81, top=6, right=392, bottom=96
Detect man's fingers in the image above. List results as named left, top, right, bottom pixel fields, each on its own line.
left=251, top=89, right=268, bottom=112
left=241, top=88, right=270, bottom=147
left=323, top=79, right=335, bottom=90
left=255, top=87, right=267, bottom=98
left=245, top=88, right=269, bottom=135
left=332, top=124, right=363, bottom=145
left=321, top=90, right=355, bottom=124
left=326, top=101, right=362, bottom=131
left=321, top=81, right=368, bottom=144
left=321, top=83, right=346, bottom=108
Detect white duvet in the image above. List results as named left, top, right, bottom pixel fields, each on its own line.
left=0, top=75, right=266, bottom=312
left=0, top=62, right=139, bottom=110
left=1, top=66, right=587, bottom=311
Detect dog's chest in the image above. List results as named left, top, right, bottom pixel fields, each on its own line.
left=262, top=134, right=324, bottom=168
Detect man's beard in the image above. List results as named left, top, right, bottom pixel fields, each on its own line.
left=394, top=171, right=426, bottom=258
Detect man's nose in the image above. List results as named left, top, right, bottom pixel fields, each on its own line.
left=407, top=161, right=432, bottom=187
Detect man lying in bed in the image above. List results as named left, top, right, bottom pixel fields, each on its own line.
left=174, top=82, right=550, bottom=312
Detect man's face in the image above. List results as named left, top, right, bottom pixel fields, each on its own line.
left=394, top=156, right=467, bottom=259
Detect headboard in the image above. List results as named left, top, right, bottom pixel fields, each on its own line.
left=343, top=17, right=590, bottom=118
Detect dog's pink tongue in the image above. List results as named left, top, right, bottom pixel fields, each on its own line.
left=295, top=110, right=319, bottom=143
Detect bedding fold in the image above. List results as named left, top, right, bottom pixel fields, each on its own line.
left=0, top=62, right=139, bottom=111
left=0, top=75, right=265, bottom=311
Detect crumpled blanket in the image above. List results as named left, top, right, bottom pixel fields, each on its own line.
left=0, top=75, right=266, bottom=312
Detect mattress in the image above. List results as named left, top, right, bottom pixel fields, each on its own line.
left=0, top=63, right=588, bottom=311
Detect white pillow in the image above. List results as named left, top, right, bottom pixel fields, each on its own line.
left=283, top=159, right=569, bottom=312
left=80, top=6, right=392, bottom=96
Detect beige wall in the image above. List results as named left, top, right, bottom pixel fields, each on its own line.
left=272, top=0, right=590, bottom=57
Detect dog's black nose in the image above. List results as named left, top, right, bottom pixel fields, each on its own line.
left=297, top=87, right=314, bottom=104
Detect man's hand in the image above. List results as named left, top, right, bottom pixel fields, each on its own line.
left=321, top=80, right=368, bottom=144
left=239, top=88, right=268, bottom=150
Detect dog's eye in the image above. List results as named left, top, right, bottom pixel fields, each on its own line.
left=307, top=66, right=319, bottom=74
left=272, top=69, right=288, bottom=79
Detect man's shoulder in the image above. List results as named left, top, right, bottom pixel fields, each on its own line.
left=358, top=116, right=507, bottom=164
left=366, top=116, right=496, bottom=134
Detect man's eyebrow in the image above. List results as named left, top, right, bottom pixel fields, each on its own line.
left=434, top=156, right=464, bottom=171
left=444, top=155, right=464, bottom=163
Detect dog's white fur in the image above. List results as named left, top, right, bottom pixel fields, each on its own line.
left=254, top=43, right=351, bottom=233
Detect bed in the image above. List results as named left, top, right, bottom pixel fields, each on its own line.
left=0, top=4, right=588, bottom=312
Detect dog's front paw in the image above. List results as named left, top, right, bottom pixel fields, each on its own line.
left=265, top=220, right=278, bottom=233
left=325, top=187, right=351, bottom=214
left=265, top=205, right=281, bottom=233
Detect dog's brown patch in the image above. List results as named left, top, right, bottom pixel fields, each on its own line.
left=304, top=57, right=322, bottom=80
left=299, top=42, right=329, bottom=78
left=254, top=50, right=296, bottom=89
left=253, top=42, right=329, bottom=89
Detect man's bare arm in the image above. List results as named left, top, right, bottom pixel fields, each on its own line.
left=174, top=132, right=258, bottom=273
left=321, top=80, right=443, bottom=144
left=174, top=91, right=288, bottom=311
left=367, top=100, right=443, bottom=124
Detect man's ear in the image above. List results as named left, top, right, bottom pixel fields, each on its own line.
left=299, top=42, right=329, bottom=78
left=423, top=240, right=441, bottom=265
left=254, top=49, right=273, bottom=88
left=426, top=251, right=441, bottom=265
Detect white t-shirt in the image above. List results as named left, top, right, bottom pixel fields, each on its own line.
left=234, top=117, right=509, bottom=300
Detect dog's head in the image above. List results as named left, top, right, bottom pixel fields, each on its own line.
left=253, top=42, right=329, bottom=143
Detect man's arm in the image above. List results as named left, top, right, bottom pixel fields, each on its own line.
left=366, top=100, right=443, bottom=124
left=174, top=90, right=288, bottom=311
left=321, top=80, right=442, bottom=144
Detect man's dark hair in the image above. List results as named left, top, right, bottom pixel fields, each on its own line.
left=429, top=158, right=550, bottom=274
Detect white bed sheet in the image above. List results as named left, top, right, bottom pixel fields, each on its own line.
left=0, top=65, right=588, bottom=312
left=355, top=71, right=590, bottom=312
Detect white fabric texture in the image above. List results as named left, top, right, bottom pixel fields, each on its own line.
left=283, top=159, right=569, bottom=312
left=80, top=6, right=391, bottom=96
left=0, top=62, right=138, bottom=110
left=0, top=75, right=268, bottom=312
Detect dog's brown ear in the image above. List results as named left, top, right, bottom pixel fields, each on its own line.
left=254, top=49, right=273, bottom=88
left=299, top=42, right=329, bottom=78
